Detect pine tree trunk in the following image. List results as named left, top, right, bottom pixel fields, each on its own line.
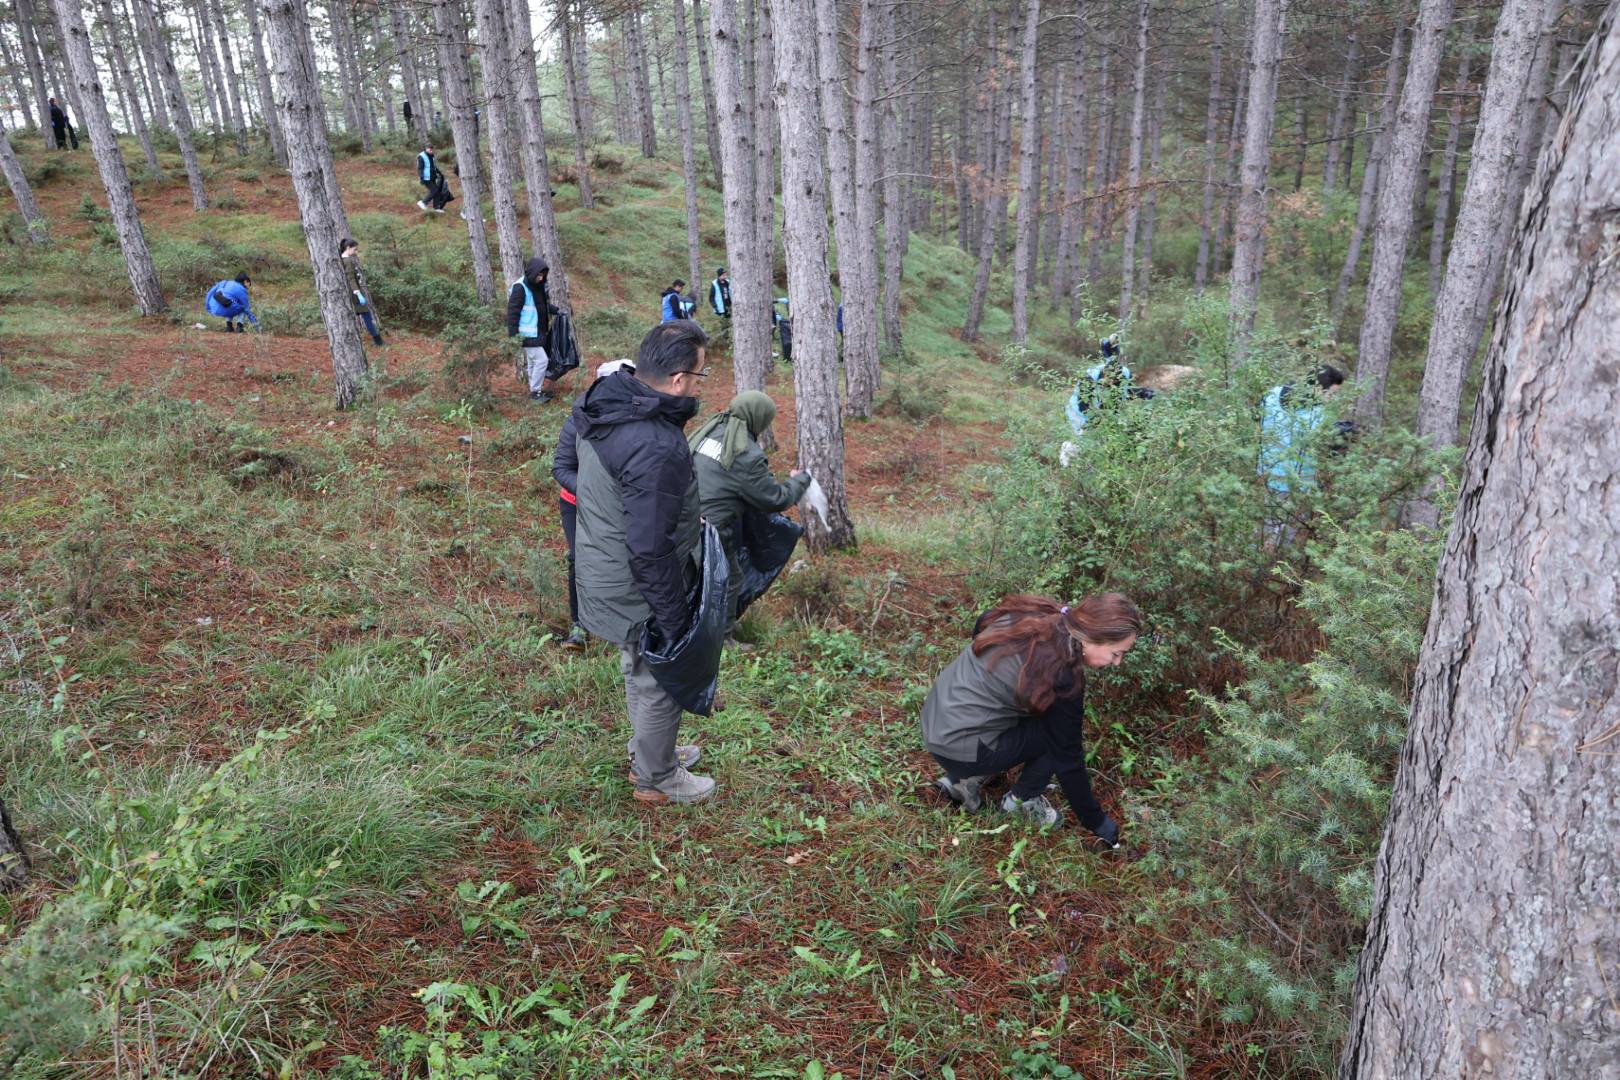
left=95, top=0, right=162, bottom=173
left=432, top=0, right=496, bottom=304
left=1053, top=43, right=1087, bottom=309
left=53, top=0, right=166, bottom=314
left=208, top=0, right=248, bottom=153
left=262, top=0, right=370, bottom=409
left=708, top=0, right=769, bottom=391
left=878, top=0, right=904, bottom=355
left=1083, top=46, right=1112, bottom=285
left=852, top=0, right=884, bottom=350
left=139, top=0, right=209, bottom=208
left=1354, top=0, right=1457, bottom=424
left=672, top=0, right=704, bottom=295
left=1215, top=45, right=1247, bottom=270
left=1427, top=20, right=1475, bottom=297
left=505, top=0, right=572, bottom=307
left=649, top=7, right=675, bottom=144
left=0, top=113, right=49, bottom=245
left=961, top=14, right=1004, bottom=343
left=768, top=0, right=854, bottom=551
left=0, top=797, right=27, bottom=890
left=627, top=9, right=658, bottom=155
left=1195, top=0, right=1225, bottom=291
left=818, top=0, right=877, bottom=417
left=1331, top=25, right=1406, bottom=326
left=189, top=1, right=224, bottom=132
left=567, top=0, right=594, bottom=141
left=1, top=25, right=39, bottom=131
left=469, top=0, right=524, bottom=286
left=14, top=0, right=55, bottom=151
left=122, top=0, right=165, bottom=131
left=1490, top=0, right=1564, bottom=295
left=1407, top=0, right=1549, bottom=530
left=1009, top=0, right=1042, bottom=343
left=1116, top=0, right=1149, bottom=324
left=1138, top=72, right=1166, bottom=309
left=1227, top=0, right=1289, bottom=357
left=242, top=0, right=285, bottom=161
left=389, top=2, right=426, bottom=144
left=689, top=0, right=722, bottom=175
left=1323, top=31, right=1361, bottom=194
left=558, top=4, right=594, bottom=208
left=751, top=0, right=777, bottom=371
left=1341, top=14, right=1620, bottom=1072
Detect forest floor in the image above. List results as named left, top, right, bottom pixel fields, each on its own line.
left=1, top=142, right=1284, bottom=1077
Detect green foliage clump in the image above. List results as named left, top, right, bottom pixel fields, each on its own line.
left=150, top=235, right=293, bottom=295
left=439, top=318, right=512, bottom=413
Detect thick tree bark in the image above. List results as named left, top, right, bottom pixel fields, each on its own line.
left=1116, top=0, right=1149, bottom=324
left=1010, top=0, right=1042, bottom=343
left=432, top=0, right=496, bottom=304
left=689, top=0, right=722, bottom=175
left=1354, top=0, right=1458, bottom=424
left=388, top=1, right=426, bottom=144
left=0, top=797, right=27, bottom=890
left=708, top=0, right=769, bottom=392
left=505, top=0, right=571, bottom=307
left=962, top=16, right=1007, bottom=343
left=263, top=0, right=370, bottom=409
left=14, top=0, right=54, bottom=151
left=814, top=0, right=876, bottom=417
left=1490, top=0, right=1564, bottom=303
left=138, top=0, right=209, bottom=209
left=207, top=0, right=248, bottom=153
left=1341, top=13, right=1620, bottom=1074
left=242, top=0, right=286, bottom=162
left=95, top=0, right=163, bottom=173
left=1427, top=20, right=1475, bottom=298
left=53, top=0, right=167, bottom=314
left=1195, top=0, right=1225, bottom=292
left=1227, top=0, right=1289, bottom=357
left=877, top=0, right=904, bottom=355
left=1323, top=31, right=1362, bottom=195
left=558, top=3, right=594, bottom=208
left=852, top=0, right=884, bottom=355
left=1408, top=0, right=1550, bottom=530
left=768, top=0, right=855, bottom=551
left=751, top=0, right=778, bottom=370
left=470, top=0, right=525, bottom=286
left=1331, top=25, right=1406, bottom=326
left=672, top=0, right=704, bottom=295
left=0, top=113, right=49, bottom=245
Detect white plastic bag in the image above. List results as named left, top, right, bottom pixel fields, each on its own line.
left=800, top=476, right=829, bottom=527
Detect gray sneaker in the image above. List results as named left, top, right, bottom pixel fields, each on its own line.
left=634, top=766, right=716, bottom=805
left=627, top=744, right=701, bottom=781
left=1000, top=792, right=1060, bottom=827
left=935, top=774, right=988, bottom=813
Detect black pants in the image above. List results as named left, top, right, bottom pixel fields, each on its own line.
left=52, top=124, right=67, bottom=149
left=930, top=700, right=1106, bottom=831
left=559, top=498, right=579, bottom=625
left=420, top=176, right=450, bottom=209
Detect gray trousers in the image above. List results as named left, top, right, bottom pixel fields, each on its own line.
left=620, top=643, right=683, bottom=785
left=525, top=345, right=550, bottom=393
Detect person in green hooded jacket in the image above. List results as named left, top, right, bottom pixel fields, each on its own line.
left=689, top=391, right=811, bottom=645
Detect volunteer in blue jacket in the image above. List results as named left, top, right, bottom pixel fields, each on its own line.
left=204, top=275, right=257, bottom=333
left=506, top=257, right=561, bottom=402
left=660, top=280, right=689, bottom=322
left=1258, top=364, right=1347, bottom=541
left=708, top=268, right=731, bottom=320
left=415, top=145, right=451, bottom=212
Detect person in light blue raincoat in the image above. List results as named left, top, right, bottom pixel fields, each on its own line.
left=1066, top=346, right=1134, bottom=437
left=204, top=275, right=257, bottom=333
left=1258, top=365, right=1346, bottom=497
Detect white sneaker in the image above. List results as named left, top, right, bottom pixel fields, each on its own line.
left=1000, top=792, right=1060, bottom=827
left=634, top=766, right=716, bottom=805
left=416, top=200, right=428, bottom=210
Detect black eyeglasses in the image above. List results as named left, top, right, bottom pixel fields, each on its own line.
left=674, top=369, right=709, bottom=378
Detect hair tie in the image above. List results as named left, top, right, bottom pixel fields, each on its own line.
left=1059, top=605, right=1070, bottom=616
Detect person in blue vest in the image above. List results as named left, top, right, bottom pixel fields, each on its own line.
left=1066, top=353, right=1134, bottom=437
left=660, top=280, right=689, bottom=322
left=204, top=275, right=257, bottom=333
left=415, top=145, right=451, bottom=212
left=1258, top=365, right=1347, bottom=540
left=708, top=268, right=731, bottom=321
left=506, top=256, right=561, bottom=402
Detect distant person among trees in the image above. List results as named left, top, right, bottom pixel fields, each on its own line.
left=48, top=97, right=77, bottom=150
left=572, top=320, right=716, bottom=805
left=339, top=238, right=385, bottom=347
left=1258, top=364, right=1348, bottom=539
left=924, top=592, right=1142, bottom=848
left=506, top=257, right=562, bottom=402
left=1065, top=351, right=1136, bottom=437
left=708, top=268, right=731, bottom=321
left=553, top=358, right=637, bottom=653
left=689, top=391, right=812, bottom=647
left=204, top=274, right=257, bottom=333
left=660, top=280, right=693, bottom=322
left=772, top=297, right=792, bottom=363
left=402, top=99, right=413, bottom=130
left=415, top=145, right=451, bottom=212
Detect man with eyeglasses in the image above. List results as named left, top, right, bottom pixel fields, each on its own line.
left=570, top=320, right=717, bottom=804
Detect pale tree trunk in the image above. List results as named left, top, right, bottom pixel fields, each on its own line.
left=1292, top=89, right=1307, bottom=190
left=708, top=0, right=769, bottom=391
left=139, top=0, right=209, bottom=209
left=627, top=9, right=658, bottom=155
left=189, top=0, right=224, bottom=132
left=1341, top=14, right=1620, bottom=1074
left=672, top=0, right=703, bottom=295
left=751, top=0, right=777, bottom=373
left=1407, top=0, right=1550, bottom=531
left=263, top=0, right=370, bottom=408
left=53, top=0, right=166, bottom=314
left=243, top=0, right=286, bottom=163
left=1083, top=46, right=1112, bottom=284
left=1009, top=0, right=1042, bottom=344
left=123, top=0, right=165, bottom=130
left=558, top=4, right=594, bottom=208
left=389, top=1, right=426, bottom=144
left=648, top=8, right=675, bottom=143
left=1116, top=0, right=1149, bottom=324
left=877, top=0, right=904, bottom=355
left=1491, top=0, right=1564, bottom=297
left=566, top=0, right=593, bottom=141
left=1323, top=31, right=1361, bottom=194
left=1227, top=0, right=1289, bottom=358
left=962, top=17, right=1006, bottom=342
left=332, top=0, right=375, bottom=150
left=95, top=0, right=162, bottom=173
left=689, top=0, right=722, bottom=174
left=852, top=0, right=883, bottom=355
left=1427, top=19, right=1475, bottom=297
left=1137, top=72, right=1165, bottom=308
left=1, top=25, right=39, bottom=131
left=1195, top=0, right=1225, bottom=292
left=1354, top=0, right=1458, bottom=424
left=433, top=0, right=496, bottom=303
left=14, top=0, right=54, bottom=151
left=1331, top=25, right=1406, bottom=326
left=954, top=23, right=974, bottom=253
left=1215, top=44, right=1247, bottom=269
left=328, top=1, right=360, bottom=134
left=208, top=0, right=248, bottom=154
left=831, top=0, right=878, bottom=415
left=0, top=113, right=49, bottom=245
left=1053, top=43, right=1088, bottom=310
left=470, top=0, right=525, bottom=286
left=768, top=0, right=854, bottom=551
left=129, top=0, right=170, bottom=131
left=505, top=0, right=572, bottom=307
left=0, top=797, right=26, bottom=890
left=284, top=1, right=348, bottom=237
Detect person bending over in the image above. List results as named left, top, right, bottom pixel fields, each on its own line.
left=204, top=274, right=257, bottom=333
left=923, top=592, right=1142, bottom=848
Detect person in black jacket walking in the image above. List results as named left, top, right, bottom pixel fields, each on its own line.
left=48, top=98, right=77, bottom=150
left=507, top=256, right=561, bottom=402
left=571, top=320, right=714, bottom=804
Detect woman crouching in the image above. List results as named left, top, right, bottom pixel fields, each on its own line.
left=922, top=592, right=1142, bottom=848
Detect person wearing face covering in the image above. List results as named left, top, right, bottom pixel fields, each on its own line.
left=688, top=391, right=811, bottom=646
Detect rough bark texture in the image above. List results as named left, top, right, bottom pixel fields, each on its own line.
left=1354, top=0, right=1457, bottom=424
left=1340, top=13, right=1620, bottom=1075
left=0, top=112, right=49, bottom=245
left=263, top=0, right=370, bottom=409
left=243, top=0, right=286, bottom=163
left=1331, top=25, right=1406, bottom=325
left=1427, top=20, right=1475, bottom=297
left=0, top=797, right=27, bottom=890
left=751, top=0, right=778, bottom=372
left=1226, top=0, right=1288, bottom=356
left=768, top=0, right=854, bottom=552
left=138, top=0, right=208, bottom=209
left=1195, top=0, right=1225, bottom=291
left=1408, top=0, right=1549, bottom=530
left=95, top=0, right=162, bottom=173
left=54, top=0, right=166, bottom=314
left=1115, top=0, right=1149, bottom=323
left=708, top=0, right=768, bottom=392
left=814, top=0, right=878, bottom=417
left=1323, top=31, right=1361, bottom=194
left=672, top=0, right=703, bottom=296
left=558, top=3, right=593, bottom=209
left=851, top=0, right=883, bottom=352
left=505, top=0, right=571, bottom=307
left=128, top=0, right=170, bottom=131
left=432, top=0, right=495, bottom=304
left=1009, top=0, right=1042, bottom=343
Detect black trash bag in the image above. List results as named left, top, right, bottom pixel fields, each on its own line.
left=545, top=311, right=582, bottom=381
left=638, top=522, right=730, bottom=717
left=734, top=510, right=803, bottom=618
left=776, top=316, right=793, bottom=363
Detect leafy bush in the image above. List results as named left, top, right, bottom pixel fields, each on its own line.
left=879, top=371, right=946, bottom=425
left=365, top=258, right=485, bottom=331
left=150, top=236, right=293, bottom=295
left=255, top=299, right=324, bottom=337
left=439, top=318, right=511, bottom=413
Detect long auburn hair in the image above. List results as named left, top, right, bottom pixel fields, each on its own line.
left=972, top=593, right=1143, bottom=713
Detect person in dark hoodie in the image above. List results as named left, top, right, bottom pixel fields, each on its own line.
left=48, top=98, right=77, bottom=150
left=571, top=320, right=714, bottom=804
left=660, top=280, right=689, bottom=322
left=507, top=256, right=561, bottom=402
